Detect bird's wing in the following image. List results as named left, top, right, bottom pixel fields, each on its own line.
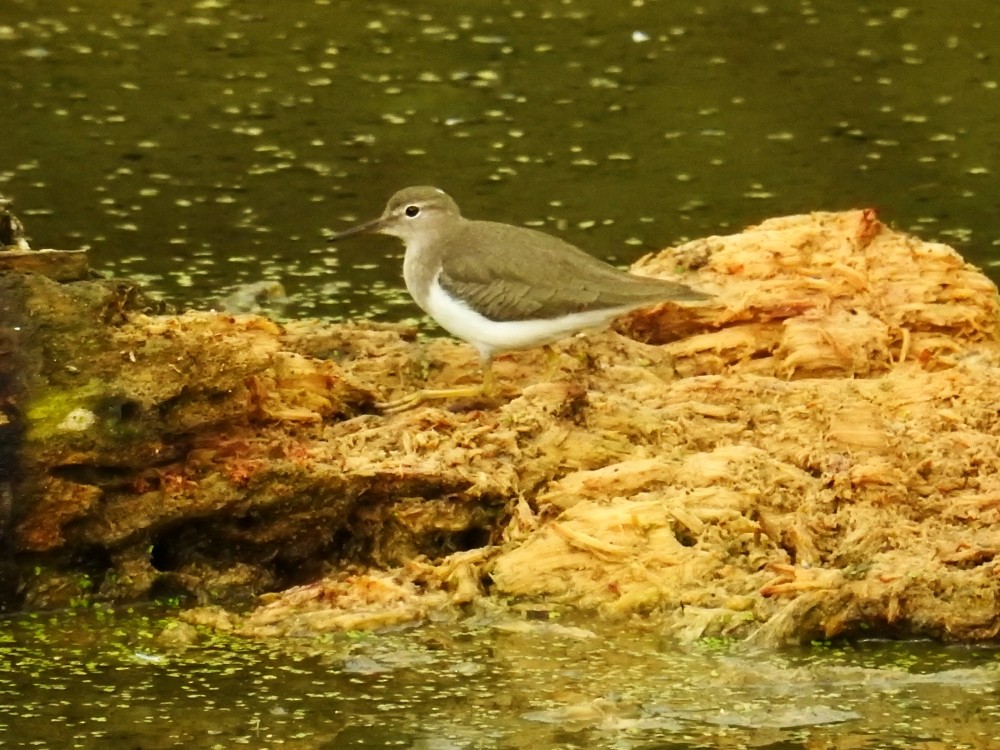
left=438, top=221, right=708, bottom=322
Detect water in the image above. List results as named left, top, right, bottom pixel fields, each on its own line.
left=1, top=0, right=999, bottom=322
left=3, top=606, right=1000, bottom=749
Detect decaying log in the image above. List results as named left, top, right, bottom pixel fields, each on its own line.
left=0, top=249, right=89, bottom=281
left=3, top=208, right=1000, bottom=646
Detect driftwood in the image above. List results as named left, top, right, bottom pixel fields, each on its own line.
left=0, top=249, right=89, bottom=281
left=3, top=209, right=1000, bottom=646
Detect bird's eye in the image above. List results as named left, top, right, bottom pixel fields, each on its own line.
left=405, top=205, right=420, bottom=218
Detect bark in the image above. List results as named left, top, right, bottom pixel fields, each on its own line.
left=5, top=210, right=1000, bottom=646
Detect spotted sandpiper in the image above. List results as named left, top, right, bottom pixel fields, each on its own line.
left=329, top=186, right=710, bottom=411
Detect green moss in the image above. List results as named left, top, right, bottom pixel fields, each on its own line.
left=23, top=379, right=150, bottom=447
left=23, top=379, right=106, bottom=442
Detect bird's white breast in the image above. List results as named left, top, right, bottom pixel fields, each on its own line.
left=424, top=272, right=632, bottom=361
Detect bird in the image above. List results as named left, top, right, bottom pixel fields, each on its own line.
left=328, top=186, right=710, bottom=411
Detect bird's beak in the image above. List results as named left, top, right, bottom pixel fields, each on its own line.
left=327, top=216, right=387, bottom=242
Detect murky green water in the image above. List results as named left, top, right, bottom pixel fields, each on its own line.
left=3, top=606, right=1000, bottom=749
left=2, top=0, right=999, bottom=321
left=5, top=2, right=1000, bottom=746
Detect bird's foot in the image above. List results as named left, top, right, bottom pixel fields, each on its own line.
left=377, top=384, right=488, bottom=414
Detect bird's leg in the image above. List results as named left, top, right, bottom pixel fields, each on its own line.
left=377, top=355, right=495, bottom=414
left=480, top=356, right=496, bottom=396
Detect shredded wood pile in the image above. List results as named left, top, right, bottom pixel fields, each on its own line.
left=184, top=209, right=1000, bottom=645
